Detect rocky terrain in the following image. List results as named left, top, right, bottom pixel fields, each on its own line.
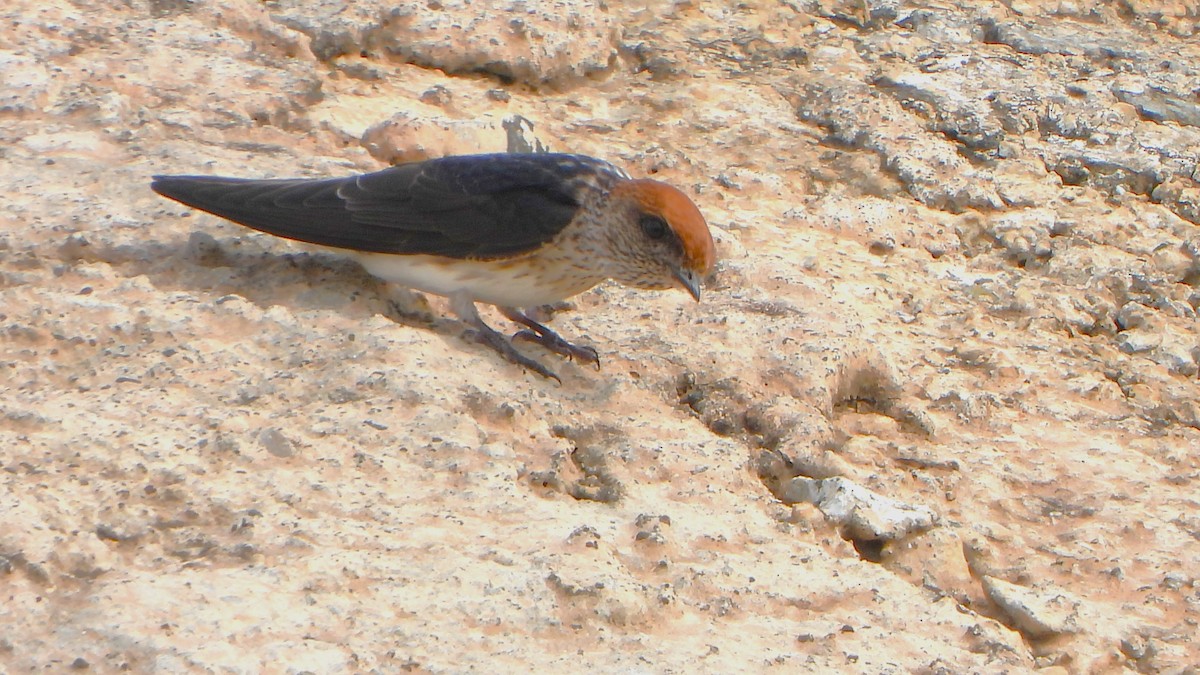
left=2, top=0, right=1199, bottom=671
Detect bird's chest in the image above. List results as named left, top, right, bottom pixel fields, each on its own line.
left=354, top=251, right=605, bottom=308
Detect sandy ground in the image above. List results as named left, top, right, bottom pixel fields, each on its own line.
left=2, top=0, right=1199, bottom=672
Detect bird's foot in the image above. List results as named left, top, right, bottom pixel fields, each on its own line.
left=465, top=326, right=561, bottom=382
left=450, top=294, right=562, bottom=381
left=511, top=329, right=600, bottom=367
left=501, top=308, right=600, bottom=369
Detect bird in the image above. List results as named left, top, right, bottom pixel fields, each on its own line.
left=151, top=152, right=716, bottom=380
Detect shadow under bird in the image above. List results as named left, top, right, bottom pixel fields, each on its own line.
left=151, top=152, right=715, bottom=380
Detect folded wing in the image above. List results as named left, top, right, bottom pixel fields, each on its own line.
left=151, top=153, right=613, bottom=259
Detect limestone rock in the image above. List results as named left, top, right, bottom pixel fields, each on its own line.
left=271, top=0, right=619, bottom=86
left=783, top=476, right=938, bottom=543
left=982, top=576, right=1082, bottom=639
left=2, top=0, right=1200, bottom=671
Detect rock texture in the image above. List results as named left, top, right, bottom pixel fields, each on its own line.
left=2, top=0, right=1200, bottom=672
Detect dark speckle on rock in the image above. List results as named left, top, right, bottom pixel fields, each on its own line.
left=258, top=428, right=295, bottom=458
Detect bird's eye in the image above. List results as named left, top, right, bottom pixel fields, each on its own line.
left=640, top=215, right=668, bottom=240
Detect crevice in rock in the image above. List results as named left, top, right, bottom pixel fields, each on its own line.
left=523, top=425, right=624, bottom=503
left=677, top=362, right=938, bottom=563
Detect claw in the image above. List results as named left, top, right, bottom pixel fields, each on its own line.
left=502, top=307, right=601, bottom=368
left=465, top=327, right=560, bottom=382
left=512, top=329, right=600, bottom=366
left=445, top=296, right=602, bottom=380
left=450, top=294, right=561, bottom=381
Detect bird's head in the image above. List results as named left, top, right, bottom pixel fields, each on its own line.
left=605, top=179, right=715, bottom=301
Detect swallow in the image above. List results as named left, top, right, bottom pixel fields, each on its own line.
left=151, top=152, right=715, bottom=380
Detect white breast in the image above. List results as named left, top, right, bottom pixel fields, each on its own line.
left=353, top=252, right=603, bottom=308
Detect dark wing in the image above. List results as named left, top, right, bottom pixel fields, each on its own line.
left=150, top=153, right=622, bottom=259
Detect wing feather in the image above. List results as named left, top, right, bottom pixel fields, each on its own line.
left=151, top=153, right=620, bottom=259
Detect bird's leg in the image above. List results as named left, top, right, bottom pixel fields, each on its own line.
left=449, top=293, right=560, bottom=381
left=524, top=302, right=574, bottom=323
left=500, top=307, right=601, bottom=369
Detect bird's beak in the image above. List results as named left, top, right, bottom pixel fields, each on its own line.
left=674, top=267, right=703, bottom=302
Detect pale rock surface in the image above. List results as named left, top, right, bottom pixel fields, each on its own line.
left=981, top=575, right=1082, bottom=639
left=783, top=476, right=938, bottom=544
left=2, top=0, right=1200, bottom=672
left=271, top=0, right=620, bottom=85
